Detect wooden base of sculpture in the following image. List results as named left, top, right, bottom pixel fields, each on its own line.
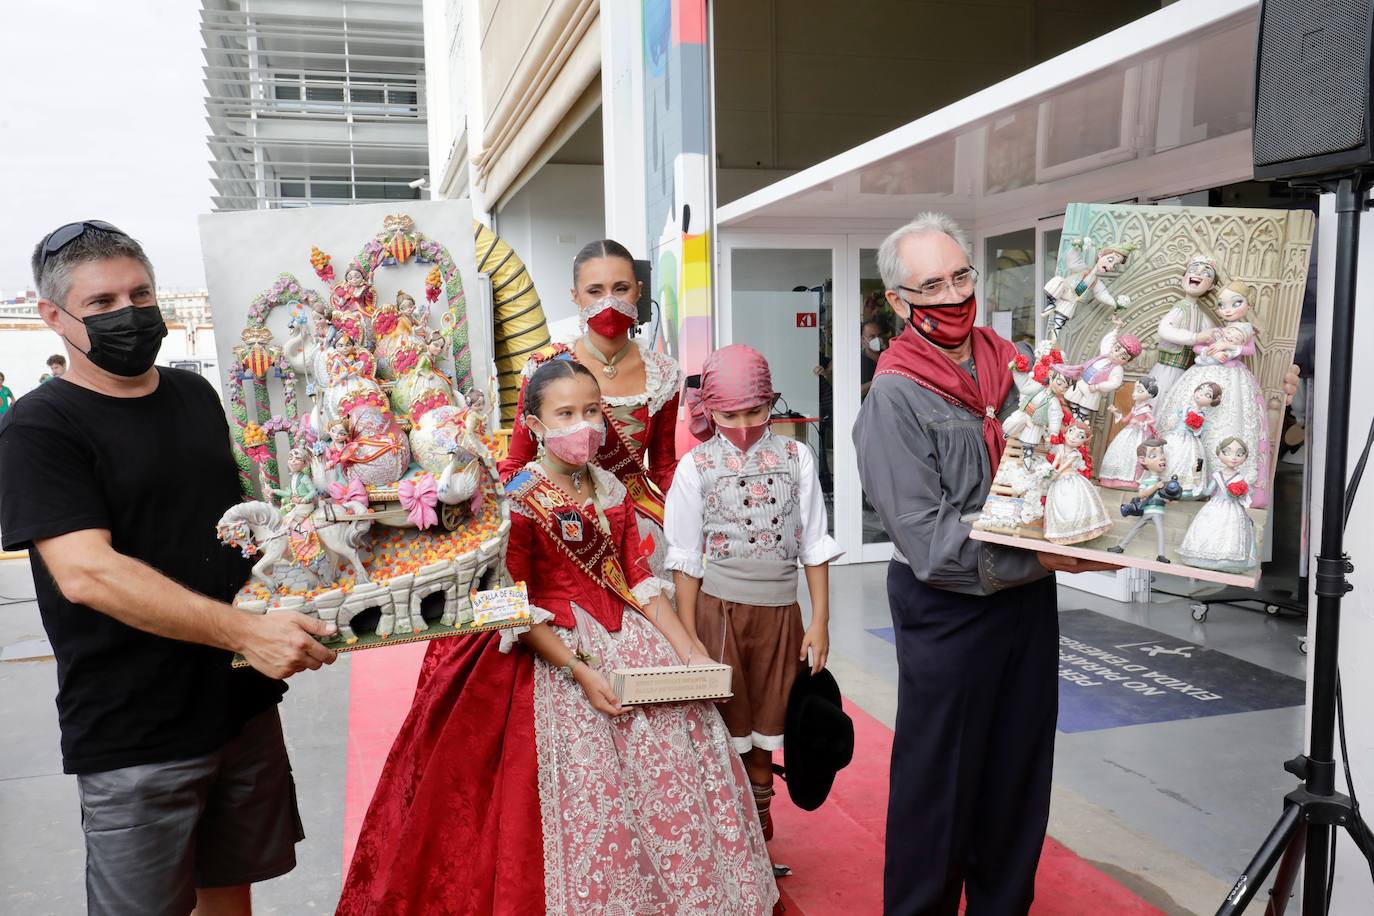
left=231, top=494, right=520, bottom=665
left=972, top=484, right=1262, bottom=588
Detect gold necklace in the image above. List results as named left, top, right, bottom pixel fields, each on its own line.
left=582, top=334, right=634, bottom=379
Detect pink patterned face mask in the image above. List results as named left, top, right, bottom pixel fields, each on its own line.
left=540, top=420, right=606, bottom=466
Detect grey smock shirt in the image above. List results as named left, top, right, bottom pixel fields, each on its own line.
left=853, top=353, right=1050, bottom=596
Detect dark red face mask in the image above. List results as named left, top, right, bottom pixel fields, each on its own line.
left=587, top=308, right=636, bottom=339
left=903, top=293, right=978, bottom=349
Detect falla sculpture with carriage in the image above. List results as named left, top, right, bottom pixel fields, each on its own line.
left=215, top=214, right=530, bottom=655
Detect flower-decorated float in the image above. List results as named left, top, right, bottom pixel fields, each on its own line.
left=215, top=214, right=531, bottom=656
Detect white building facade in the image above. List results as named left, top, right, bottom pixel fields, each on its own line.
left=202, top=0, right=430, bottom=210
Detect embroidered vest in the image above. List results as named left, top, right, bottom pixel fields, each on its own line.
left=693, top=433, right=804, bottom=606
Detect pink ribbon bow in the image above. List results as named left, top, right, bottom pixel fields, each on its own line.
left=399, top=474, right=439, bottom=529
left=328, top=478, right=369, bottom=508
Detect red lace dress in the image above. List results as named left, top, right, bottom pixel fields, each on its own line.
left=336, top=465, right=777, bottom=916
left=500, top=340, right=682, bottom=578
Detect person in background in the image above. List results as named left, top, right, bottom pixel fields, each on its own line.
left=0, top=220, right=331, bottom=916
left=669, top=343, right=841, bottom=863
left=0, top=373, right=13, bottom=413
left=46, top=353, right=66, bottom=380
left=861, top=319, right=884, bottom=399
left=862, top=289, right=893, bottom=338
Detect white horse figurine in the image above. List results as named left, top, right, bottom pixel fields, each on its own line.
left=217, top=500, right=373, bottom=590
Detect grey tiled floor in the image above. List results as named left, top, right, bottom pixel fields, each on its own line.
left=0, top=557, right=1308, bottom=914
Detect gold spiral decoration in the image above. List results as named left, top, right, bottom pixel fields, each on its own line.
left=473, top=220, right=551, bottom=424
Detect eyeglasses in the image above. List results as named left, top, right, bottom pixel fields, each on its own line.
left=897, top=266, right=979, bottom=303
left=38, top=220, right=124, bottom=271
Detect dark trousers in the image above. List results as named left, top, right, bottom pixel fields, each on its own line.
left=883, top=562, right=1058, bottom=916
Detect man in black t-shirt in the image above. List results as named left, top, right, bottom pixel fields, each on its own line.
left=0, top=222, right=337, bottom=916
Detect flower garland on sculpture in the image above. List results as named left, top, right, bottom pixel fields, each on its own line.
left=229, top=274, right=318, bottom=497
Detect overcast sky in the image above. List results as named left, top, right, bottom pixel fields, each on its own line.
left=0, top=0, right=210, bottom=295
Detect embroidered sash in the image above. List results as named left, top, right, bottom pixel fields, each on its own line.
left=598, top=409, right=666, bottom=527
left=505, top=470, right=641, bottom=610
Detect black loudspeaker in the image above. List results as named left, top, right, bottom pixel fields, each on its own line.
left=633, top=258, right=653, bottom=325
left=1253, top=0, right=1374, bottom=180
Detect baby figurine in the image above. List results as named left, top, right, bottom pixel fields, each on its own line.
left=1107, top=438, right=1176, bottom=563
left=1194, top=323, right=1253, bottom=367
left=1041, top=421, right=1112, bottom=545
left=1177, top=436, right=1258, bottom=571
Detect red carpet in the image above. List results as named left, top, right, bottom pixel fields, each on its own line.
left=343, top=647, right=1163, bottom=915
left=341, top=641, right=428, bottom=870
left=768, top=699, right=1164, bottom=915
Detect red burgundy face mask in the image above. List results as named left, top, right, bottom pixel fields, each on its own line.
left=587, top=308, right=636, bottom=339
left=904, top=293, right=979, bottom=349
left=581, top=295, right=638, bottom=339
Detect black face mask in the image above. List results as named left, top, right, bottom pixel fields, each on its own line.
left=59, top=303, right=167, bottom=377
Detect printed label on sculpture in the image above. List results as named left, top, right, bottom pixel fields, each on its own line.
left=972, top=201, right=1314, bottom=587
left=471, top=582, right=532, bottom=626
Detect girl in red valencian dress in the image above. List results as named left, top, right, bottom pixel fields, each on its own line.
left=337, top=358, right=777, bottom=916
left=500, top=239, right=681, bottom=579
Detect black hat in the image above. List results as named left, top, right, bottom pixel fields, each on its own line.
left=776, top=668, right=854, bottom=811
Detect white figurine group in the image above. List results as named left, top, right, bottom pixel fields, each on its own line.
left=990, top=245, right=1266, bottom=572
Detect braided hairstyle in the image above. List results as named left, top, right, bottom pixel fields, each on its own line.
left=523, top=358, right=600, bottom=423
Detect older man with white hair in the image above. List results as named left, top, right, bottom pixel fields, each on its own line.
left=853, top=213, right=1110, bottom=915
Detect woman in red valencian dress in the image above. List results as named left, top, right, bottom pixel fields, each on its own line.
left=337, top=359, right=777, bottom=916
left=500, top=239, right=681, bottom=579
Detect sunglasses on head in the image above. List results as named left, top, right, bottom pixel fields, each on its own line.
left=39, top=220, right=124, bottom=270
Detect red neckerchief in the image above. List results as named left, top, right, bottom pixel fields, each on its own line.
left=875, top=325, right=1018, bottom=470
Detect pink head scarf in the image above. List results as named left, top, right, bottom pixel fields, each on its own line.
left=685, top=344, right=777, bottom=441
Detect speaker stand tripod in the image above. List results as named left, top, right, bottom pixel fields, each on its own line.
left=1217, top=174, right=1374, bottom=916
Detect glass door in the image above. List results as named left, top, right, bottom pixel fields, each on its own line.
left=1036, top=215, right=1065, bottom=347
left=837, top=235, right=895, bottom=563
left=983, top=227, right=1039, bottom=348
left=719, top=234, right=845, bottom=548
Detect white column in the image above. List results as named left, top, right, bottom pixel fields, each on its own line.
left=420, top=0, right=450, bottom=198
left=599, top=0, right=648, bottom=251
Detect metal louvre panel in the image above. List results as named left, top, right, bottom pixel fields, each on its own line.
left=1254, top=0, right=1372, bottom=167
left=200, top=0, right=427, bottom=211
